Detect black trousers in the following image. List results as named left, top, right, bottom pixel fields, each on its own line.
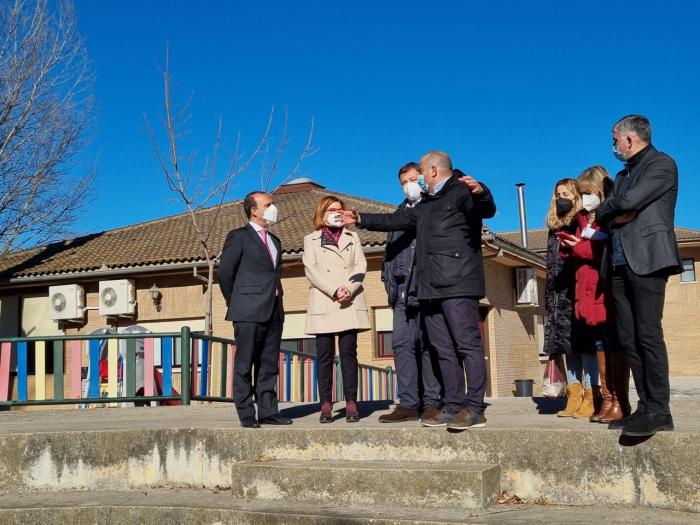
left=232, top=299, right=283, bottom=420
left=612, top=266, right=670, bottom=414
left=316, top=330, right=358, bottom=403
left=422, top=297, right=487, bottom=414
left=392, top=300, right=442, bottom=410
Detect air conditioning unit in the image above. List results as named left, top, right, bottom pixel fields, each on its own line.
left=99, top=279, right=136, bottom=316
left=48, top=284, right=85, bottom=320
left=515, top=268, right=539, bottom=307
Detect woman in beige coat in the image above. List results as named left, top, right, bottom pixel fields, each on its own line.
left=303, top=195, right=371, bottom=423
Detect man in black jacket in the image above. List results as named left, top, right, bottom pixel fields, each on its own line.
left=378, top=162, right=442, bottom=423
left=597, top=115, right=683, bottom=437
left=217, top=191, right=292, bottom=428
left=344, top=151, right=496, bottom=430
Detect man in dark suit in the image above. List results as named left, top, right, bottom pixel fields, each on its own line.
left=597, top=115, right=683, bottom=437
left=343, top=151, right=496, bottom=431
left=217, top=191, right=291, bottom=428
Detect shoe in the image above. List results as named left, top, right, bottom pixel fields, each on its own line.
left=446, top=410, right=487, bottom=430
left=557, top=382, right=584, bottom=417
left=590, top=352, right=612, bottom=422
left=573, top=387, right=595, bottom=419
left=608, top=409, right=645, bottom=430
left=345, top=400, right=359, bottom=423
left=378, top=405, right=419, bottom=423
left=621, top=413, right=674, bottom=437
left=319, top=401, right=333, bottom=424
left=421, top=409, right=456, bottom=427
left=240, top=416, right=261, bottom=428
left=420, top=404, right=442, bottom=422
left=259, top=414, right=293, bottom=425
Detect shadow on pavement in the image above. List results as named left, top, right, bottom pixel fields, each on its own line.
left=531, top=396, right=567, bottom=414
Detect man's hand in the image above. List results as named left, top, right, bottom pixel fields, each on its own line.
left=614, top=211, right=637, bottom=225
left=341, top=207, right=359, bottom=226
left=457, top=174, right=484, bottom=195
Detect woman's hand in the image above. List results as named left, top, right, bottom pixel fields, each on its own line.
left=560, top=235, right=581, bottom=248
left=335, top=286, right=352, bottom=303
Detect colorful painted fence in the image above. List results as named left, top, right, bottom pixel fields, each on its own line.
left=0, top=328, right=395, bottom=408
left=0, top=331, right=185, bottom=407
left=189, top=333, right=396, bottom=404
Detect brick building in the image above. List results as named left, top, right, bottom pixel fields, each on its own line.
left=498, top=228, right=700, bottom=376
left=0, top=179, right=556, bottom=398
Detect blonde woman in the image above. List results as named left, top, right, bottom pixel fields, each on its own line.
left=559, top=166, right=629, bottom=423
left=541, top=179, right=588, bottom=416
left=303, top=196, right=371, bottom=423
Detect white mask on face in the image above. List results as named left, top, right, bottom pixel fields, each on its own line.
left=402, top=181, right=423, bottom=203
left=262, top=204, right=278, bottom=224
left=324, top=211, right=343, bottom=227
left=582, top=194, right=601, bottom=212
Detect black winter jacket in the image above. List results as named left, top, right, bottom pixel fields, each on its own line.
left=543, top=228, right=576, bottom=354
left=381, top=200, right=418, bottom=308
left=360, top=174, right=496, bottom=300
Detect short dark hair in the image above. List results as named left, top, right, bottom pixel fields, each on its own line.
left=397, top=162, right=419, bottom=179
left=243, top=191, right=264, bottom=218
left=613, top=115, right=652, bottom=143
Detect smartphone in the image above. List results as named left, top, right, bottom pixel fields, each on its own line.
left=554, top=231, right=577, bottom=241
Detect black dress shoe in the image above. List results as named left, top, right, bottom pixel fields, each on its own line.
left=608, top=409, right=645, bottom=430
left=621, top=413, right=674, bottom=437
left=259, top=414, right=293, bottom=425
left=240, top=417, right=261, bottom=428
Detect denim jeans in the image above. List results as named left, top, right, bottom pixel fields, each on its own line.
left=566, top=353, right=599, bottom=389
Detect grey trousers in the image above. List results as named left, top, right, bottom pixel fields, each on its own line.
left=392, top=300, right=442, bottom=410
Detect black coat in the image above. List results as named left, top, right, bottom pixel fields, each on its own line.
left=597, top=145, right=683, bottom=277
left=381, top=200, right=419, bottom=308
left=360, top=175, right=496, bottom=300
left=543, top=228, right=576, bottom=354
left=217, top=224, right=284, bottom=323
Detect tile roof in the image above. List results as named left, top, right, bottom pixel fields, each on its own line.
left=497, top=226, right=700, bottom=254
left=0, top=181, right=396, bottom=279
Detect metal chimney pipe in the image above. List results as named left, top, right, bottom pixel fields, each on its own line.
left=515, top=183, right=528, bottom=249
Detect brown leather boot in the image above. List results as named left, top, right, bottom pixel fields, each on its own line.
left=378, top=405, right=419, bottom=423
left=601, top=353, right=631, bottom=423
left=574, top=387, right=595, bottom=418
left=319, top=401, right=333, bottom=423
left=557, top=382, right=584, bottom=417
left=590, top=351, right=612, bottom=422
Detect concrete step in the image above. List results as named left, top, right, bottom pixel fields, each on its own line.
left=0, top=490, right=698, bottom=524
left=230, top=459, right=500, bottom=510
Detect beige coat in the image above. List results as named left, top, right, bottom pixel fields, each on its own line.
left=303, top=229, right=371, bottom=335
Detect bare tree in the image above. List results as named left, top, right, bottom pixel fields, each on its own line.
left=145, top=47, right=315, bottom=335
left=0, top=0, right=95, bottom=254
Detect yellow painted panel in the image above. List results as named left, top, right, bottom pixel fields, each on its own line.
left=35, top=341, right=46, bottom=400
left=108, top=339, right=118, bottom=398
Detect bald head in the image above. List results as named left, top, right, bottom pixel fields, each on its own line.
left=419, top=151, right=453, bottom=193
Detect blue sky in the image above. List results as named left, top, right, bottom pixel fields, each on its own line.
left=72, top=0, right=700, bottom=236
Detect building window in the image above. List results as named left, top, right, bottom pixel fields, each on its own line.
left=280, top=338, right=317, bottom=355
left=681, top=258, right=696, bottom=283
left=376, top=331, right=394, bottom=358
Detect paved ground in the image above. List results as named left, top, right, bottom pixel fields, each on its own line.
left=0, top=489, right=697, bottom=524
left=0, top=376, right=698, bottom=434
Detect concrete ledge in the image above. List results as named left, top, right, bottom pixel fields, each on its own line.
left=0, top=490, right=698, bottom=525
left=231, top=460, right=500, bottom=510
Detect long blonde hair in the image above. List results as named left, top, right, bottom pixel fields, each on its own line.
left=577, top=166, right=613, bottom=201
left=545, top=178, right=581, bottom=230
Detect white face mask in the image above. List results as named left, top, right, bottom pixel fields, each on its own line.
left=581, top=194, right=601, bottom=212
left=324, top=211, right=343, bottom=227
left=402, top=181, right=423, bottom=202
left=262, top=204, right=278, bottom=225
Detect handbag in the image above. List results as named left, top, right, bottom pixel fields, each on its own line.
left=542, top=354, right=567, bottom=397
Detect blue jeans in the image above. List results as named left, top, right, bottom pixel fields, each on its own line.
left=566, top=353, right=599, bottom=389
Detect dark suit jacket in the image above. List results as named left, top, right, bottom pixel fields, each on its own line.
left=217, top=224, right=284, bottom=323
left=597, top=145, right=683, bottom=277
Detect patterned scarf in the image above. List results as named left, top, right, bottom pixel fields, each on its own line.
left=321, top=226, right=343, bottom=247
